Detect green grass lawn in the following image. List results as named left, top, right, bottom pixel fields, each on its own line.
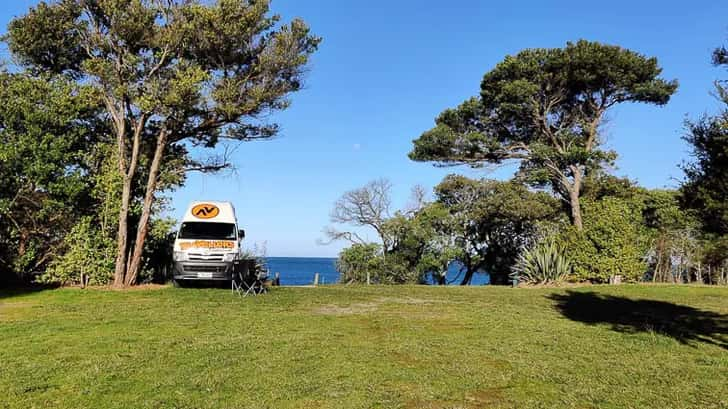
left=1, top=285, right=726, bottom=409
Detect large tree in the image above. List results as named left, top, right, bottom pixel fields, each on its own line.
left=0, top=72, right=100, bottom=282
left=410, top=40, right=677, bottom=230
left=434, top=175, right=559, bottom=285
left=326, top=180, right=454, bottom=284
left=681, top=44, right=728, bottom=237
left=6, top=0, right=320, bottom=286
left=324, top=178, right=395, bottom=249
left=323, top=179, right=430, bottom=252
left=681, top=42, right=728, bottom=270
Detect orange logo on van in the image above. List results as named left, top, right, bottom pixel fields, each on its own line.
left=192, top=204, right=219, bottom=219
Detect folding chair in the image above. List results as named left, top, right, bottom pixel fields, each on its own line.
left=246, top=267, right=269, bottom=296
left=232, top=263, right=269, bottom=297
left=231, top=268, right=245, bottom=295
left=231, top=260, right=247, bottom=295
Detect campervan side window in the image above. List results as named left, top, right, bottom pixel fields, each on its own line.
left=179, top=222, right=237, bottom=240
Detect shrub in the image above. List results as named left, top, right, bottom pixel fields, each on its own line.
left=512, top=238, right=572, bottom=285
left=241, top=242, right=270, bottom=279
left=137, top=218, right=176, bottom=283
left=559, top=197, right=651, bottom=282
left=337, top=243, right=384, bottom=284
left=39, top=217, right=115, bottom=286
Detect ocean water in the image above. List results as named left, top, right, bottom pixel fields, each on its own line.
left=266, top=257, right=339, bottom=286
left=265, top=257, right=490, bottom=286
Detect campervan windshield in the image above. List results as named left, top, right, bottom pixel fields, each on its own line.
left=179, top=222, right=237, bottom=240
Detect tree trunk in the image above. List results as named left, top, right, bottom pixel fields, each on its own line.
left=567, top=166, right=584, bottom=230
left=125, top=130, right=168, bottom=286
left=113, top=177, right=132, bottom=287
left=112, top=113, right=146, bottom=287
left=460, top=268, right=475, bottom=285
left=569, top=190, right=583, bottom=230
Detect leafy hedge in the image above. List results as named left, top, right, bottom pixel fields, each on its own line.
left=559, top=197, right=651, bottom=283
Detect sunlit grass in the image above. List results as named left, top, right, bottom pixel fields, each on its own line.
left=1, top=285, right=726, bottom=408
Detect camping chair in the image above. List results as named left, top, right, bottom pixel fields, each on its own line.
left=247, top=267, right=269, bottom=296
left=231, top=260, right=247, bottom=295
left=232, top=262, right=269, bottom=297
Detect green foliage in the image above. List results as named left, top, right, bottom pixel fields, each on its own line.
left=411, top=40, right=677, bottom=229
left=0, top=72, right=100, bottom=282
left=681, top=111, right=728, bottom=237
left=434, top=175, right=560, bottom=284
left=35, top=141, right=136, bottom=286
left=331, top=175, right=701, bottom=286
left=40, top=217, right=115, bottom=286
left=701, top=237, right=728, bottom=284
left=380, top=203, right=461, bottom=284
left=338, top=243, right=426, bottom=285
left=641, top=190, right=701, bottom=282
left=411, top=40, right=677, bottom=169
left=136, top=217, right=177, bottom=283
left=5, top=0, right=320, bottom=285
left=559, top=197, right=651, bottom=282
left=6, top=0, right=321, bottom=145
left=642, top=189, right=690, bottom=230
left=337, top=243, right=384, bottom=284
left=90, top=144, right=123, bottom=235
left=512, top=238, right=572, bottom=285
left=581, top=173, right=641, bottom=201
left=328, top=180, right=461, bottom=285
left=2, top=1, right=86, bottom=75
left=679, top=42, right=728, bottom=273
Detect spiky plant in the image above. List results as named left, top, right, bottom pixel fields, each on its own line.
left=512, top=239, right=573, bottom=285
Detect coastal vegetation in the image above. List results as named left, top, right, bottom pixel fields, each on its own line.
left=1, top=0, right=319, bottom=287
left=410, top=40, right=678, bottom=231
left=0, top=1, right=725, bottom=290
left=329, top=41, right=728, bottom=287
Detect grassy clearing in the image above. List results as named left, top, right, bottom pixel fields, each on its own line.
left=0, top=285, right=726, bottom=409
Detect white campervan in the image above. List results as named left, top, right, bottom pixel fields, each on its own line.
left=172, top=201, right=245, bottom=285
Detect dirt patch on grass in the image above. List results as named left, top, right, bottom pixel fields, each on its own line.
left=465, top=387, right=507, bottom=406
left=389, top=351, right=421, bottom=367
left=376, top=296, right=439, bottom=305
left=314, top=303, right=378, bottom=315
left=404, top=388, right=507, bottom=409
left=0, top=301, right=36, bottom=321
left=404, top=399, right=458, bottom=409
left=313, top=297, right=444, bottom=316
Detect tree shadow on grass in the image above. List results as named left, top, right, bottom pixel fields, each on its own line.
left=0, top=284, right=59, bottom=300
left=548, top=291, right=728, bottom=350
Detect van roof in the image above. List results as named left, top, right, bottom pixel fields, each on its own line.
left=182, top=201, right=237, bottom=224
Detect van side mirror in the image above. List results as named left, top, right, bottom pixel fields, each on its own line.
left=238, top=229, right=245, bottom=239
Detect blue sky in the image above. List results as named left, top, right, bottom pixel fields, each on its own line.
left=2, top=1, right=727, bottom=257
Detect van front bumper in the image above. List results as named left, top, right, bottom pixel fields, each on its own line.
left=173, top=260, right=234, bottom=281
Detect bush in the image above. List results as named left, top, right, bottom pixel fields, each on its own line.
left=559, top=197, right=651, bottom=282
left=337, top=243, right=430, bottom=284
left=136, top=218, right=176, bottom=283
left=512, top=238, right=572, bottom=285
left=241, top=242, right=270, bottom=279
left=380, top=254, right=428, bottom=284
left=39, top=217, right=115, bottom=286
left=337, top=243, right=383, bottom=283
